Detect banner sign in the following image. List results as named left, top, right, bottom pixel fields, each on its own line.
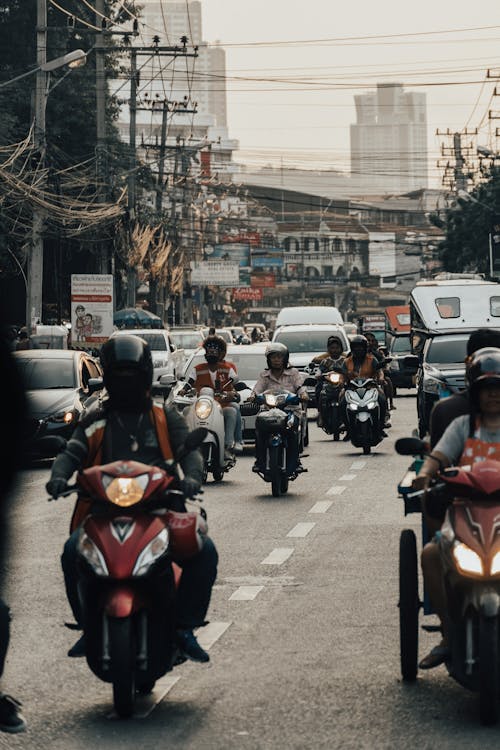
left=71, top=274, right=114, bottom=346
left=190, top=261, right=240, bottom=285
left=232, top=287, right=263, bottom=301
left=210, top=243, right=251, bottom=267
left=251, top=255, right=284, bottom=268
left=221, top=232, right=260, bottom=246
left=251, top=273, right=276, bottom=288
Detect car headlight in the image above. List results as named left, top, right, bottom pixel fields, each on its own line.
left=389, top=360, right=399, bottom=372
left=132, top=528, right=169, bottom=576
left=50, top=409, right=76, bottom=424
left=195, top=398, right=213, bottom=420
left=77, top=532, right=109, bottom=576
left=491, top=551, right=500, bottom=575
left=453, top=542, right=484, bottom=576
left=423, top=375, right=446, bottom=395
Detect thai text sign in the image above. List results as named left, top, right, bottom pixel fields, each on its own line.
left=232, top=287, right=264, bottom=301
left=190, top=261, right=240, bottom=285
left=71, top=274, right=114, bottom=346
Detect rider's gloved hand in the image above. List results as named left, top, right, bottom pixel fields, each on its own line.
left=46, top=477, right=68, bottom=499
left=180, top=477, right=202, bottom=499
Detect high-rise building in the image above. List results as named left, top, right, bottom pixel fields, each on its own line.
left=350, top=83, right=428, bottom=193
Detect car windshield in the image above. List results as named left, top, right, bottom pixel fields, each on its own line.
left=274, top=330, right=347, bottom=353
left=184, top=351, right=265, bottom=381
left=17, top=359, right=75, bottom=389
left=427, top=337, right=469, bottom=364
left=170, top=332, right=204, bottom=349
left=129, top=333, right=167, bottom=351
left=391, top=336, right=411, bottom=354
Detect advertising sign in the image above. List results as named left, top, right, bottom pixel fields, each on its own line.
left=251, top=254, right=284, bottom=269
left=210, top=243, right=251, bottom=267
left=190, top=261, right=240, bottom=285
left=232, top=287, right=263, bottom=301
left=71, top=274, right=113, bottom=347
left=251, top=273, right=276, bottom=288
left=220, top=232, right=260, bottom=246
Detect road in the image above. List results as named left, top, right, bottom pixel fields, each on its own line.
left=3, top=392, right=500, bottom=749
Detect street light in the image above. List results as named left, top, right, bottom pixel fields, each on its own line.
left=0, top=50, right=86, bottom=88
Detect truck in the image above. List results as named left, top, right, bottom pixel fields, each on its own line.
left=358, top=314, right=386, bottom=345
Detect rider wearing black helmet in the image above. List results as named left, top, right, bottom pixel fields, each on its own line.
left=341, top=335, right=389, bottom=437
left=46, top=334, right=217, bottom=664
left=413, top=346, right=500, bottom=669
left=249, top=342, right=308, bottom=476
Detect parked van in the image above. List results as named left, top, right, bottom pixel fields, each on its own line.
left=275, top=306, right=343, bottom=329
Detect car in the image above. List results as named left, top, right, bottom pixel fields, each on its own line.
left=386, top=334, right=415, bottom=391
left=416, top=333, right=469, bottom=438
left=274, top=306, right=343, bottom=328
left=14, top=349, right=104, bottom=459
left=174, top=342, right=270, bottom=445
left=168, top=327, right=207, bottom=359
left=110, top=328, right=185, bottom=381
left=271, top=324, right=350, bottom=405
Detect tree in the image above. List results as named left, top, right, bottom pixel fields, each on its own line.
left=439, top=166, right=500, bottom=275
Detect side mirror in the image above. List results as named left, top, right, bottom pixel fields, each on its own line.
left=395, top=437, right=428, bottom=456
left=303, top=377, right=316, bottom=387
left=235, top=381, right=249, bottom=391
left=88, top=377, right=104, bottom=394
left=403, top=355, right=419, bottom=374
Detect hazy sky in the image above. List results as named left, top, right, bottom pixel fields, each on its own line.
left=197, top=0, right=500, bottom=187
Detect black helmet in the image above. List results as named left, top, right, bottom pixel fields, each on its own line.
left=349, top=334, right=368, bottom=356
left=100, top=334, right=153, bottom=407
left=327, top=335, right=343, bottom=349
left=203, top=335, right=227, bottom=363
left=265, top=342, right=289, bottom=368
left=468, top=347, right=500, bottom=403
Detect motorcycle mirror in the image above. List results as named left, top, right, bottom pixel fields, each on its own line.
left=403, top=355, right=419, bottom=374
left=88, top=377, right=104, bottom=394
left=235, top=382, right=248, bottom=391
left=395, top=437, right=428, bottom=456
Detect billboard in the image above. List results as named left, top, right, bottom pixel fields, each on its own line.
left=251, top=273, right=276, bottom=288
left=232, top=287, right=263, bottom=301
left=190, top=261, right=240, bottom=285
left=210, top=243, right=251, bottom=267
left=71, top=274, right=114, bottom=346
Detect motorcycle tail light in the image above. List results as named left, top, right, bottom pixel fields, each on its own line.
left=105, top=475, right=149, bottom=507
left=453, top=542, right=484, bottom=576
left=195, top=398, right=212, bottom=420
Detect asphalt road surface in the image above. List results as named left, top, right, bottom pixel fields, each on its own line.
left=3, top=391, right=500, bottom=749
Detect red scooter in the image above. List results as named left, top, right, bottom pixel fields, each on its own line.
left=50, top=429, right=207, bottom=718
left=397, top=437, right=500, bottom=725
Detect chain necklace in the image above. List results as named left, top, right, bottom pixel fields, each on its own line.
left=115, top=413, right=144, bottom=453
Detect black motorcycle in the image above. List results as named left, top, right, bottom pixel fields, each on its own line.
left=307, top=367, right=345, bottom=441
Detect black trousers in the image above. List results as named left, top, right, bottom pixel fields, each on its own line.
left=0, top=599, right=10, bottom=678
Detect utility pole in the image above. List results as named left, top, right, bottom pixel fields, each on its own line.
left=27, top=0, right=47, bottom=329
left=126, top=47, right=137, bottom=307
left=95, top=0, right=108, bottom=274
left=437, top=128, right=477, bottom=193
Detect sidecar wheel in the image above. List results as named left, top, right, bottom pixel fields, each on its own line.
left=110, top=617, right=136, bottom=718
left=399, top=529, right=419, bottom=682
left=479, top=614, right=499, bottom=725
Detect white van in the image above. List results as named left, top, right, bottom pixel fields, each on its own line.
left=275, top=306, right=343, bottom=329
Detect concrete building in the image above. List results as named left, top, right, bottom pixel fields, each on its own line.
left=350, top=83, right=428, bottom=193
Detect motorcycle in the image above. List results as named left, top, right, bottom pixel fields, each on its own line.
left=167, top=378, right=240, bottom=483
left=49, top=428, right=208, bottom=719
left=306, top=367, right=345, bottom=440
left=397, top=436, right=500, bottom=725
left=252, top=389, right=307, bottom=497
left=344, top=376, right=383, bottom=454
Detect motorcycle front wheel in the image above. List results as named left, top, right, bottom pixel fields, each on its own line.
left=109, top=617, right=136, bottom=718
left=479, top=614, right=499, bottom=725
left=399, top=529, right=419, bottom=682
left=269, top=446, right=285, bottom=497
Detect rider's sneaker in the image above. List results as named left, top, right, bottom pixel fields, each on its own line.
left=224, top=448, right=233, bottom=462
left=0, top=694, right=26, bottom=734
left=176, top=629, right=210, bottom=663
left=233, top=442, right=244, bottom=454
left=252, top=463, right=262, bottom=473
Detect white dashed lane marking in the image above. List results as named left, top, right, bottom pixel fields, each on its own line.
left=309, top=500, right=333, bottom=514
left=339, top=474, right=356, bottom=481
left=229, top=586, right=264, bottom=601
left=350, top=460, right=366, bottom=470
left=261, top=548, right=294, bottom=565
left=287, top=522, right=316, bottom=538
left=326, top=485, right=346, bottom=496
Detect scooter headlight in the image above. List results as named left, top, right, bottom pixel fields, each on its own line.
left=347, top=403, right=358, bottom=411
left=264, top=393, right=278, bottom=407
left=367, top=401, right=377, bottom=410
left=77, top=532, right=109, bottom=576
left=195, top=398, right=213, bottom=420
left=132, top=528, right=169, bottom=576
left=491, top=551, right=500, bottom=575
left=102, top=474, right=149, bottom=507
left=326, top=372, right=342, bottom=385
left=453, top=542, right=484, bottom=576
